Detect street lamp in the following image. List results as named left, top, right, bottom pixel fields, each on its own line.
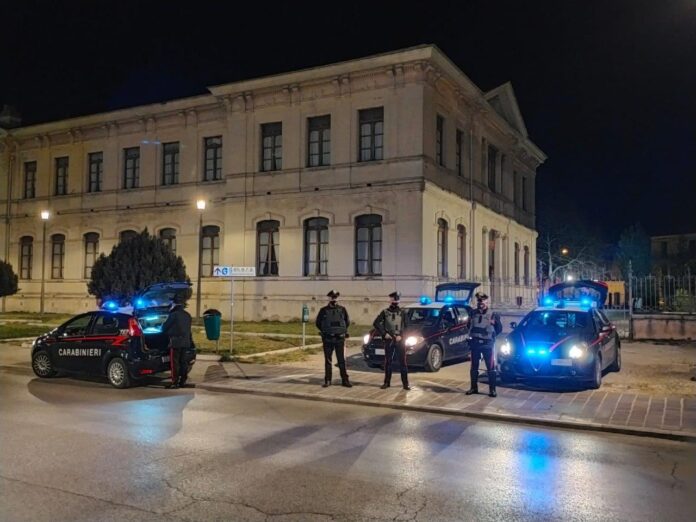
left=40, top=210, right=50, bottom=316
left=195, top=199, right=206, bottom=319
left=561, top=247, right=569, bottom=255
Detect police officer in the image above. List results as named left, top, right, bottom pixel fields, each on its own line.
left=373, top=291, right=410, bottom=390
left=315, top=290, right=352, bottom=388
left=466, top=292, right=502, bottom=397
left=161, top=294, right=195, bottom=389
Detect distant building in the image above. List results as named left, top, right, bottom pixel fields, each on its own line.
left=0, top=45, right=545, bottom=321
left=651, top=233, right=696, bottom=273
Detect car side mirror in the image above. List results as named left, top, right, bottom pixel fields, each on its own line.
left=510, top=322, right=517, bottom=329
left=601, top=324, right=612, bottom=333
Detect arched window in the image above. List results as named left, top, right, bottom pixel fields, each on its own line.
left=119, top=229, right=138, bottom=243
left=437, top=218, right=448, bottom=278
left=257, top=220, right=279, bottom=276
left=19, top=236, right=33, bottom=279
left=457, top=225, right=466, bottom=279
left=159, top=228, right=177, bottom=255
left=514, top=242, right=520, bottom=285
left=202, top=225, right=220, bottom=277
left=84, top=233, right=99, bottom=279
left=51, top=234, right=65, bottom=279
left=355, top=214, right=382, bottom=276
left=524, top=246, right=530, bottom=286
left=304, top=217, right=328, bottom=276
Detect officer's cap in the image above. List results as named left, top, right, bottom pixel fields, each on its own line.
left=475, top=292, right=489, bottom=301
left=388, top=291, right=401, bottom=301
left=327, top=289, right=340, bottom=298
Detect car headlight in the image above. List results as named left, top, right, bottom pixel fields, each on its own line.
left=500, top=341, right=512, bottom=356
left=363, top=334, right=371, bottom=345
left=404, top=336, right=423, bottom=347
left=569, top=344, right=585, bottom=359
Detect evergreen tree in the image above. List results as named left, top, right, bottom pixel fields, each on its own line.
left=0, top=260, right=19, bottom=298
left=88, top=229, right=189, bottom=303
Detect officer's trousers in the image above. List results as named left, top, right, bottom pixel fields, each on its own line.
left=323, top=337, right=349, bottom=383
left=469, top=340, right=495, bottom=389
left=170, top=347, right=190, bottom=385
left=384, top=339, right=409, bottom=386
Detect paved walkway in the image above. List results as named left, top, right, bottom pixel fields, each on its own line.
left=197, top=362, right=696, bottom=441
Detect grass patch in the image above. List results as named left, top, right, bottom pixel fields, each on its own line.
left=0, top=312, right=73, bottom=324
left=193, top=330, right=299, bottom=355
left=0, top=324, right=56, bottom=339
left=242, top=347, right=320, bottom=365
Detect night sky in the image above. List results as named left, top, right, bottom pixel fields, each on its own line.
left=2, top=0, right=695, bottom=240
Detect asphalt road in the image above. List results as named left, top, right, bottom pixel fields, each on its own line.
left=1, top=363, right=695, bottom=521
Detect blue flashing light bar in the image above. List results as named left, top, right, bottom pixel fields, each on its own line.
left=103, top=300, right=118, bottom=310
left=443, top=295, right=455, bottom=304
left=543, top=297, right=553, bottom=306
left=527, top=348, right=548, bottom=356
left=134, top=298, right=146, bottom=309
left=420, top=296, right=432, bottom=305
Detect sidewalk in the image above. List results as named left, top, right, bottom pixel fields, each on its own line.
left=197, top=361, right=696, bottom=442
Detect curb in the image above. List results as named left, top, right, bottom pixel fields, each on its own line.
left=197, top=381, right=696, bottom=443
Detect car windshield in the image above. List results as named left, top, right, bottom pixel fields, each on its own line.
left=518, top=310, right=592, bottom=341
left=405, top=307, right=441, bottom=326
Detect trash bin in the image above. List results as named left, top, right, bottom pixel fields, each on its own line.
left=203, top=309, right=222, bottom=340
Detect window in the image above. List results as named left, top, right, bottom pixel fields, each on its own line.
left=358, top=107, right=384, bottom=162
left=304, top=217, right=329, bottom=276
left=524, top=246, right=530, bottom=286
left=456, top=129, right=463, bottom=176
left=522, top=176, right=528, bottom=211
left=123, top=147, right=140, bottom=189
left=159, top=228, right=177, bottom=254
left=457, top=225, right=466, bottom=278
left=88, top=152, right=103, bottom=192
left=437, top=218, right=448, bottom=277
left=513, top=171, right=518, bottom=205
left=436, top=115, right=444, bottom=166
left=257, top=220, right=279, bottom=276
left=55, top=157, right=68, bottom=196
left=487, top=145, right=497, bottom=192
left=84, top=233, right=99, bottom=279
left=92, top=313, right=124, bottom=335
left=24, top=161, right=36, bottom=199
left=514, top=242, right=520, bottom=285
left=119, top=230, right=138, bottom=243
left=201, top=225, right=220, bottom=277
left=307, top=116, right=331, bottom=167
left=203, top=136, right=222, bottom=181
left=51, top=234, right=65, bottom=279
left=62, top=314, right=93, bottom=337
left=501, top=154, right=506, bottom=195
left=261, top=123, right=282, bottom=172
left=660, top=241, right=668, bottom=257
left=689, top=240, right=696, bottom=255
left=19, top=236, right=33, bottom=279
left=162, top=142, right=180, bottom=185
left=355, top=214, right=382, bottom=276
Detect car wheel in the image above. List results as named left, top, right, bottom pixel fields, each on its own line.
left=107, top=358, right=131, bottom=389
left=424, top=344, right=443, bottom=372
left=608, top=342, right=621, bottom=373
left=32, top=350, right=57, bottom=378
left=590, top=354, right=602, bottom=389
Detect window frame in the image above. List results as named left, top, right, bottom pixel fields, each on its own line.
left=436, top=115, right=445, bottom=166
left=456, top=129, right=463, bottom=176
left=84, top=232, right=99, bottom=279
left=487, top=144, right=498, bottom=193
left=201, top=225, right=221, bottom=277
left=514, top=242, right=520, bottom=285
left=307, top=115, right=331, bottom=167
left=123, top=147, right=140, bottom=189
left=161, top=142, right=180, bottom=186
left=159, top=228, right=177, bottom=255
left=437, top=218, right=448, bottom=278
left=55, top=157, right=69, bottom=196
left=355, top=214, right=383, bottom=276
left=257, top=220, right=280, bottom=276
left=203, top=136, right=223, bottom=181
left=523, top=246, right=530, bottom=286
left=304, top=217, right=329, bottom=276
left=261, top=123, right=283, bottom=172
left=522, top=176, right=528, bottom=211
left=24, top=161, right=37, bottom=199
left=19, top=236, right=33, bottom=280
left=51, top=233, right=65, bottom=279
left=358, top=107, right=384, bottom=162
left=457, top=225, right=466, bottom=279
left=88, top=152, right=103, bottom=193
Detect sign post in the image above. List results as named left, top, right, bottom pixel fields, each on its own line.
left=301, top=304, right=309, bottom=348
left=213, top=266, right=256, bottom=357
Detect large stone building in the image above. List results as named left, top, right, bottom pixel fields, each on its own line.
left=0, top=45, right=545, bottom=322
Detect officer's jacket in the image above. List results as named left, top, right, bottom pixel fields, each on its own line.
left=469, top=308, right=502, bottom=342
left=162, top=306, right=194, bottom=349
left=373, top=305, right=405, bottom=337
left=315, top=304, right=350, bottom=337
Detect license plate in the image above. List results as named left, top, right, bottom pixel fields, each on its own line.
left=374, top=348, right=385, bottom=355
left=162, top=356, right=170, bottom=363
left=551, top=358, right=572, bottom=366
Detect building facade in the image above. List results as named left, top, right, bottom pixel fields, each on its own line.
left=0, top=45, right=545, bottom=322
left=651, top=233, right=696, bottom=273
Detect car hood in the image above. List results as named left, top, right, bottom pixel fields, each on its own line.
left=508, top=330, right=587, bottom=352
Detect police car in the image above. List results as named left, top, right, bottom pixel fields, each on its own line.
left=30, top=282, right=195, bottom=388
left=496, top=281, right=621, bottom=389
left=362, top=283, right=478, bottom=372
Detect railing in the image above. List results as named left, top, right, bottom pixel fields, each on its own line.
left=631, top=273, right=696, bottom=313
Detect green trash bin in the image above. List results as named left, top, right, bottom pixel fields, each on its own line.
left=203, top=309, right=222, bottom=341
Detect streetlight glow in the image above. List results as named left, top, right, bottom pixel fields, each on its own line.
left=566, top=274, right=574, bottom=281
left=40, top=210, right=50, bottom=220
left=196, top=200, right=206, bottom=211
left=561, top=247, right=569, bottom=255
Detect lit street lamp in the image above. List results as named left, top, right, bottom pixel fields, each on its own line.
left=196, top=199, right=206, bottom=319
left=40, top=210, right=50, bottom=316
left=561, top=247, right=569, bottom=255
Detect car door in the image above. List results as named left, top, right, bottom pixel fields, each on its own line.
left=591, top=310, right=613, bottom=368
left=82, top=313, right=128, bottom=374
left=441, top=306, right=467, bottom=358
left=595, top=310, right=617, bottom=364
left=52, top=313, right=96, bottom=372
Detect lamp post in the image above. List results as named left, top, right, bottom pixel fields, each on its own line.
left=561, top=247, right=569, bottom=256
left=195, top=199, right=206, bottom=319
left=40, top=210, right=50, bottom=316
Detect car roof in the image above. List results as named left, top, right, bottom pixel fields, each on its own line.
left=533, top=306, right=592, bottom=314
left=403, top=301, right=455, bottom=309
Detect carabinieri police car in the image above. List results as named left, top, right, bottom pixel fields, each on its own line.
left=362, top=283, right=478, bottom=372
left=31, top=282, right=195, bottom=388
left=496, top=280, right=621, bottom=389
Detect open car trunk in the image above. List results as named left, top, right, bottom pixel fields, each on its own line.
left=132, top=282, right=192, bottom=353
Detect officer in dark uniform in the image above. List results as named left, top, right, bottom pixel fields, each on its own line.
left=466, top=292, right=502, bottom=397
left=161, top=294, right=195, bottom=389
left=315, top=290, right=352, bottom=388
left=373, top=291, right=410, bottom=390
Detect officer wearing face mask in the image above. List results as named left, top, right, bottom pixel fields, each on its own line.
left=315, top=289, right=352, bottom=388
left=161, top=294, right=194, bottom=389
left=466, top=292, right=502, bottom=397
left=373, top=291, right=410, bottom=390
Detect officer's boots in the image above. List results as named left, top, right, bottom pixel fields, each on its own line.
left=465, top=369, right=479, bottom=395
left=381, top=369, right=392, bottom=389
left=401, top=371, right=411, bottom=391
left=339, top=365, right=352, bottom=388
left=488, top=371, right=497, bottom=398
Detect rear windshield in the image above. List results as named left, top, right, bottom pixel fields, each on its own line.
left=518, top=310, right=592, bottom=341
left=137, top=284, right=191, bottom=309
left=405, top=307, right=441, bottom=326
left=138, top=312, right=170, bottom=334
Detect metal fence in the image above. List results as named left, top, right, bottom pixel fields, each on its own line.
left=631, top=273, right=696, bottom=313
